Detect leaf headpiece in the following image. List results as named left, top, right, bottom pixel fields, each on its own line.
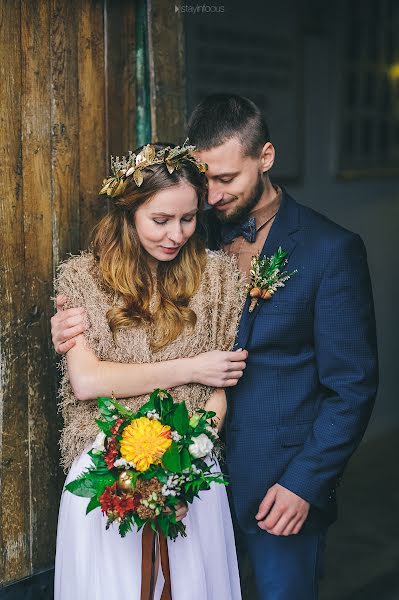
left=99, top=139, right=207, bottom=198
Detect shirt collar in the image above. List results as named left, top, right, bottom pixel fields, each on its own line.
left=250, top=185, right=282, bottom=231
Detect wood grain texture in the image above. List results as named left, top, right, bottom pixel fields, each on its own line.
left=51, top=0, right=80, bottom=264
left=0, top=0, right=144, bottom=586
left=78, top=0, right=107, bottom=247
left=148, top=1, right=186, bottom=143
left=0, top=0, right=31, bottom=583
left=21, top=0, right=61, bottom=572
left=106, top=0, right=137, bottom=157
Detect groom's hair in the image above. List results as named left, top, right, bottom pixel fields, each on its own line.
left=187, top=94, right=270, bottom=157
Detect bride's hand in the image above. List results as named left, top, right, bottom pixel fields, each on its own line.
left=189, top=349, right=248, bottom=387
left=163, top=502, right=188, bottom=522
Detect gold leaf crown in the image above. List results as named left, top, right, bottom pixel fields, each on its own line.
left=99, top=139, right=208, bottom=198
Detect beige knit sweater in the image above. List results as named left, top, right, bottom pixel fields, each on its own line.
left=55, top=250, right=245, bottom=471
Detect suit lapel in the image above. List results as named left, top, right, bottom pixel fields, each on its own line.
left=236, top=191, right=301, bottom=349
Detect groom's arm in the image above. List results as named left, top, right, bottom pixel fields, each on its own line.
left=51, top=295, right=87, bottom=353
left=277, top=232, right=378, bottom=510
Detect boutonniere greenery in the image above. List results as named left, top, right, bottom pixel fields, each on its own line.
left=247, top=247, right=297, bottom=312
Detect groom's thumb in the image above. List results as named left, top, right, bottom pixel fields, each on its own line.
left=256, top=486, right=277, bottom=520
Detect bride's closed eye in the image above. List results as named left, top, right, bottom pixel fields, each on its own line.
left=153, top=216, right=195, bottom=225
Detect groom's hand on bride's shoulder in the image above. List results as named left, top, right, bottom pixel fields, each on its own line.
left=51, top=295, right=88, bottom=354
left=255, top=483, right=310, bottom=536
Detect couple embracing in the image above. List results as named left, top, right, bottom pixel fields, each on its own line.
left=52, top=95, right=378, bottom=600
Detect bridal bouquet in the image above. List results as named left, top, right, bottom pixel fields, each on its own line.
left=65, top=389, right=226, bottom=540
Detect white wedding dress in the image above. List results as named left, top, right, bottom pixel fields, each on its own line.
left=54, top=448, right=242, bottom=600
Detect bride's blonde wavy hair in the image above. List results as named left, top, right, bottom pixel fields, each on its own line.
left=92, top=147, right=207, bottom=351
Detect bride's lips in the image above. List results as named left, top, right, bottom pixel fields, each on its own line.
left=160, top=246, right=181, bottom=255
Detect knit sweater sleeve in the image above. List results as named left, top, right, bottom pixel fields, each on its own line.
left=54, top=251, right=111, bottom=354
left=56, top=256, right=85, bottom=307
left=205, top=251, right=246, bottom=352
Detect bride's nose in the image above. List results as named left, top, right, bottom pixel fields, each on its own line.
left=167, top=223, right=184, bottom=245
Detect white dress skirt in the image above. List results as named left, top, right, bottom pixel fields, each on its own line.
left=54, top=449, right=242, bottom=600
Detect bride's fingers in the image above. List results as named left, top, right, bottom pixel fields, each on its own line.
left=224, top=378, right=242, bottom=387
left=224, top=370, right=243, bottom=379
left=226, top=361, right=246, bottom=371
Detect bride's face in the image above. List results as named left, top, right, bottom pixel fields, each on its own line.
left=134, top=181, right=198, bottom=264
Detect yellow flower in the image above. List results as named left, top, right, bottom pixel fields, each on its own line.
left=120, top=417, right=172, bottom=472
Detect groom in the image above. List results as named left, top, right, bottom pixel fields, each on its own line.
left=187, top=95, right=378, bottom=598
left=51, top=95, right=378, bottom=599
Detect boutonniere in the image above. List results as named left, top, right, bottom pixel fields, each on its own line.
left=247, top=247, right=297, bottom=312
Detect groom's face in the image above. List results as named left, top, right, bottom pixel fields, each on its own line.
left=195, top=137, right=272, bottom=224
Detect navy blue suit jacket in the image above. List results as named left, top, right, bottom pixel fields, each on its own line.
left=205, top=190, right=378, bottom=534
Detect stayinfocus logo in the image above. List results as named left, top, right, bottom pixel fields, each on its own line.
left=175, top=5, right=225, bottom=13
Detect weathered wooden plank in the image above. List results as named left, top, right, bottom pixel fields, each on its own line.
left=0, top=0, right=31, bottom=585
left=51, top=0, right=80, bottom=264
left=78, top=0, right=107, bottom=247
left=148, top=1, right=186, bottom=143
left=21, top=0, right=61, bottom=573
left=106, top=0, right=137, bottom=157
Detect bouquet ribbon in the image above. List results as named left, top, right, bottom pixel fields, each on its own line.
left=141, top=522, right=172, bottom=600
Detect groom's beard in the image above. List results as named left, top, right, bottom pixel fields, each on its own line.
left=214, top=173, right=265, bottom=224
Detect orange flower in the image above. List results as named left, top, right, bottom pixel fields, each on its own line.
left=120, top=417, right=172, bottom=471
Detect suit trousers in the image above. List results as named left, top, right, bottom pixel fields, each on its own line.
left=242, top=528, right=326, bottom=600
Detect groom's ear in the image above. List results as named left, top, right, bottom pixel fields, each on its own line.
left=259, top=142, right=275, bottom=174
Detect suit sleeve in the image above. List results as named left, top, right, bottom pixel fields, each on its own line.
left=278, top=233, right=378, bottom=509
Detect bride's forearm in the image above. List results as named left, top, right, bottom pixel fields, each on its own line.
left=67, top=337, right=195, bottom=400
left=204, top=388, right=227, bottom=430
left=83, top=360, right=195, bottom=400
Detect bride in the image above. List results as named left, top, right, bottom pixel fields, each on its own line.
left=54, top=142, right=246, bottom=600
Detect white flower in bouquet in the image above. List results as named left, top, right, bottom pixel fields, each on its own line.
left=92, top=431, right=106, bottom=453
left=114, top=457, right=135, bottom=469
left=188, top=433, right=214, bottom=459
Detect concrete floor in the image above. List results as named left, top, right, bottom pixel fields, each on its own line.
left=241, top=428, right=399, bottom=599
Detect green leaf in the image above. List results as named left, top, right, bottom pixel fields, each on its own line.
left=98, top=397, right=118, bottom=422
left=119, top=514, right=134, bottom=537
left=86, top=496, right=101, bottom=514
left=137, top=397, right=155, bottom=416
left=162, top=441, right=182, bottom=473
left=111, top=400, right=135, bottom=418
left=180, top=448, right=192, bottom=471
left=129, top=471, right=140, bottom=490
left=156, top=513, right=170, bottom=538
left=66, top=476, right=97, bottom=498
left=172, top=402, right=189, bottom=435
left=92, top=472, right=118, bottom=493
left=160, top=395, right=174, bottom=417
left=88, top=449, right=108, bottom=471
left=95, top=419, right=113, bottom=436
left=150, top=389, right=174, bottom=416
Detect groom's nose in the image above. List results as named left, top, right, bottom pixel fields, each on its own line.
left=207, top=181, right=224, bottom=206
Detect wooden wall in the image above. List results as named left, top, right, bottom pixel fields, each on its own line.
left=0, top=0, right=186, bottom=586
